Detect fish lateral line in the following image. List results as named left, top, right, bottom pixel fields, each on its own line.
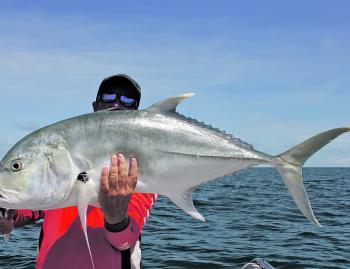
left=161, top=150, right=258, bottom=161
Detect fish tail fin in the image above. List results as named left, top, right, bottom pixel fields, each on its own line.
left=273, top=127, right=350, bottom=226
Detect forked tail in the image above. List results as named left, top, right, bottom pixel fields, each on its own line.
left=273, top=127, right=350, bottom=226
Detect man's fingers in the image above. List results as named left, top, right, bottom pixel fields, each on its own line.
left=128, top=158, right=138, bottom=178
left=0, top=218, right=14, bottom=234
left=100, top=166, right=109, bottom=193
left=129, top=158, right=138, bottom=189
left=117, top=153, right=127, bottom=179
left=108, top=155, right=119, bottom=192
left=100, top=154, right=138, bottom=197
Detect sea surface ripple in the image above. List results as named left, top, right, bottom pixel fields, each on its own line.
left=0, top=168, right=349, bottom=269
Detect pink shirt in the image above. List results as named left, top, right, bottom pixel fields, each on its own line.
left=15, top=193, right=157, bottom=269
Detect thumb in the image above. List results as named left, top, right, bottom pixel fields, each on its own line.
left=6, top=210, right=17, bottom=221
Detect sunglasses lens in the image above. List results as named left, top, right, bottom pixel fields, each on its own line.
left=120, top=95, right=136, bottom=107
left=99, top=92, right=137, bottom=108
left=101, top=93, right=117, bottom=102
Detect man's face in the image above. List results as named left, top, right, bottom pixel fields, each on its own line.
left=92, top=91, right=138, bottom=112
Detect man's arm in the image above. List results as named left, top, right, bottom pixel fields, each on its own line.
left=0, top=209, right=44, bottom=235
left=99, top=153, right=142, bottom=250
left=14, top=210, right=45, bottom=228
left=99, top=153, right=137, bottom=225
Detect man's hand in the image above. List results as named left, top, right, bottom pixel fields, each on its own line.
left=98, top=154, right=138, bottom=225
left=0, top=209, right=17, bottom=235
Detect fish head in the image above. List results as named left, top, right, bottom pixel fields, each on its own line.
left=0, top=131, right=76, bottom=210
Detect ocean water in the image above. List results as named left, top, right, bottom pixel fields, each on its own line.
left=0, top=168, right=349, bottom=269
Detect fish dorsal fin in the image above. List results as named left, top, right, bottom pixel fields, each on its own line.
left=77, top=180, right=97, bottom=269
left=167, top=188, right=205, bottom=221
left=147, top=93, right=194, bottom=113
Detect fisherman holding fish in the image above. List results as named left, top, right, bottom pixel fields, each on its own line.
left=0, top=74, right=156, bottom=269
left=1, top=71, right=349, bottom=269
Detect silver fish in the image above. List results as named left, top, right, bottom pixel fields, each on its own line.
left=0, top=93, right=348, bottom=268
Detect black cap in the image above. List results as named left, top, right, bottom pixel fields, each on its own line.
left=97, top=74, right=141, bottom=109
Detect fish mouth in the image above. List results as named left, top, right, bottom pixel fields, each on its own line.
left=0, top=196, right=10, bottom=208
left=0, top=190, right=10, bottom=204
left=0, top=194, right=6, bottom=201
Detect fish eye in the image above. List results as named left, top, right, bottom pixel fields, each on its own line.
left=11, top=160, right=23, bottom=172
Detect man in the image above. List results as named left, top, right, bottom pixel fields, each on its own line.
left=0, top=74, right=156, bottom=269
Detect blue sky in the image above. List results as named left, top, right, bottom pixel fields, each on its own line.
left=0, top=1, right=349, bottom=166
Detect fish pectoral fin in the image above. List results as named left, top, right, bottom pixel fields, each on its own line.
left=168, top=189, right=205, bottom=221
left=77, top=181, right=97, bottom=269
left=146, top=93, right=194, bottom=113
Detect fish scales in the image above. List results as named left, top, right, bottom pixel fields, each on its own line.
left=0, top=93, right=349, bottom=269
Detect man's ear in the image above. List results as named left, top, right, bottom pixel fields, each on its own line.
left=92, top=101, right=97, bottom=112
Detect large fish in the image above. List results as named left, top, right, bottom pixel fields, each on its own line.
left=0, top=93, right=348, bottom=268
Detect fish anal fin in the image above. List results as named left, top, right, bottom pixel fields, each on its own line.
left=168, top=188, right=205, bottom=221
left=146, top=93, right=194, bottom=113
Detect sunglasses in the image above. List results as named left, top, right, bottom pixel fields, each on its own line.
left=99, top=92, right=137, bottom=108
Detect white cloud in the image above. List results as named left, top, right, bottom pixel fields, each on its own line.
left=0, top=8, right=349, bottom=167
